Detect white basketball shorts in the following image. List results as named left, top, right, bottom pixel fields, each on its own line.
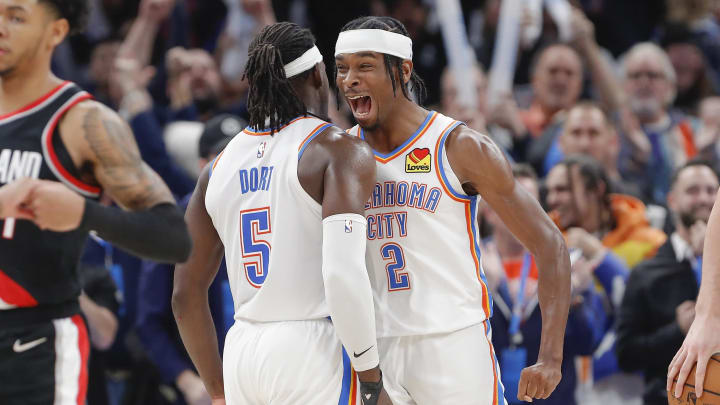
left=378, top=320, right=507, bottom=405
left=223, top=318, right=359, bottom=404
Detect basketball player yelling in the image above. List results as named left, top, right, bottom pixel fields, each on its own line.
left=173, top=23, right=392, bottom=405
left=0, top=1, right=191, bottom=404
left=335, top=16, right=571, bottom=404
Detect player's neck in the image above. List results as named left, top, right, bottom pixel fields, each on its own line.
left=0, top=62, right=63, bottom=115
left=362, top=100, right=427, bottom=154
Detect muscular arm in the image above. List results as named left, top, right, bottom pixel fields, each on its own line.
left=447, top=126, right=571, bottom=398
left=300, top=128, right=383, bottom=383
left=172, top=165, right=225, bottom=400
left=56, top=101, right=191, bottom=262
left=697, top=189, right=720, bottom=316
left=667, top=189, right=720, bottom=397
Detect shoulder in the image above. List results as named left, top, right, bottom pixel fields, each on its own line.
left=445, top=124, right=513, bottom=191
left=61, top=99, right=125, bottom=129
left=445, top=124, right=502, bottom=155
left=312, top=125, right=375, bottom=170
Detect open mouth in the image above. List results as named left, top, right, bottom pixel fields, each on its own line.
left=347, top=95, right=372, bottom=118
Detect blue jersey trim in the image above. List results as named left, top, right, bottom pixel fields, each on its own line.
left=360, top=110, right=435, bottom=159
left=298, top=123, right=333, bottom=161
left=436, top=121, right=468, bottom=201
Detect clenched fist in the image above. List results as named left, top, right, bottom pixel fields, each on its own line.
left=517, top=361, right=562, bottom=402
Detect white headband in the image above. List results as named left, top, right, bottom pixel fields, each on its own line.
left=334, top=29, right=413, bottom=60
left=284, top=45, right=323, bottom=78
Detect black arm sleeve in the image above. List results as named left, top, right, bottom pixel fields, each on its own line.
left=80, top=200, right=192, bottom=263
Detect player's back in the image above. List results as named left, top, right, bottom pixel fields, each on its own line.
left=205, top=115, right=333, bottom=323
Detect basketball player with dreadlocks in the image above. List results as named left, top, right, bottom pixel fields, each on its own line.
left=334, top=16, right=571, bottom=404
left=0, top=0, right=191, bottom=404
left=172, top=22, right=392, bottom=405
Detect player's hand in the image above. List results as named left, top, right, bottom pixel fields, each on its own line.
left=668, top=313, right=720, bottom=398
left=0, top=177, right=38, bottom=220
left=27, top=180, right=86, bottom=232
left=565, top=227, right=604, bottom=259
left=374, top=388, right=393, bottom=405
left=517, top=361, right=562, bottom=402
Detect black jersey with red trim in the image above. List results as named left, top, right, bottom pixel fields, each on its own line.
left=0, top=81, right=101, bottom=325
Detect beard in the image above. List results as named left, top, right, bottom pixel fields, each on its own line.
left=630, top=97, right=662, bottom=122
left=679, top=209, right=710, bottom=228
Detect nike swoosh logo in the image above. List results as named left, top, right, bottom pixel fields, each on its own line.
left=353, top=345, right=374, bottom=358
left=13, top=337, right=47, bottom=353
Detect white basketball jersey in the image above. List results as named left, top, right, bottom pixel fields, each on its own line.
left=205, top=116, right=333, bottom=322
left=350, top=110, right=492, bottom=338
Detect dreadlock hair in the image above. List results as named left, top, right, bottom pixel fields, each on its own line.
left=243, top=22, right=317, bottom=134
left=40, top=0, right=89, bottom=35
left=336, top=16, right=427, bottom=106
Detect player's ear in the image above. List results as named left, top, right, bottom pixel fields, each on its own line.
left=311, top=63, right=324, bottom=89
left=47, top=18, right=69, bottom=48
left=401, top=60, right=413, bottom=85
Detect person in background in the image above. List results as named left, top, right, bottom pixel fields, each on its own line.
left=546, top=155, right=666, bottom=269
left=80, top=263, right=120, bottom=405
left=617, top=160, right=719, bottom=405
left=618, top=42, right=717, bottom=205
left=136, top=115, right=239, bottom=405
left=483, top=164, right=598, bottom=405
left=555, top=102, right=641, bottom=198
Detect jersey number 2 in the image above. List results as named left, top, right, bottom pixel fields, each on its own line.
left=1, top=218, right=15, bottom=240
left=240, top=208, right=271, bottom=288
left=381, top=242, right=410, bottom=291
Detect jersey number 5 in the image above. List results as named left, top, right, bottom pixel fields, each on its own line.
left=381, top=242, right=410, bottom=291
left=1, top=218, right=15, bottom=240
left=240, top=207, right=271, bottom=288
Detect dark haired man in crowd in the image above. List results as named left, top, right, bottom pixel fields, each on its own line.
left=617, top=161, right=719, bottom=405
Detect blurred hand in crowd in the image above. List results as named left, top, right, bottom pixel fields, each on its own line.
left=109, top=57, right=155, bottom=118
left=565, top=227, right=605, bottom=260
left=140, top=0, right=176, bottom=23
left=166, top=47, right=222, bottom=114
left=242, top=0, right=275, bottom=25
left=618, top=104, right=651, bottom=162
left=486, top=93, right=526, bottom=139
left=177, top=370, right=212, bottom=405
left=569, top=6, right=595, bottom=52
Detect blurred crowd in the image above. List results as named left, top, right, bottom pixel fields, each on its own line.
left=65, top=0, right=720, bottom=404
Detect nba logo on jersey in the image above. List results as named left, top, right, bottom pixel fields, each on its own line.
left=257, top=141, right=267, bottom=158
left=345, top=220, right=353, bottom=233
left=405, top=148, right=431, bottom=173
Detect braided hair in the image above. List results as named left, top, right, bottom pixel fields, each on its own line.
left=336, top=16, right=427, bottom=105
left=243, top=22, right=317, bottom=134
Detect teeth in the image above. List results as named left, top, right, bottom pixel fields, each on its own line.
left=348, top=95, right=366, bottom=100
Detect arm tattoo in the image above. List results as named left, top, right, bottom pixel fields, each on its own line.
left=82, top=107, right=171, bottom=210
